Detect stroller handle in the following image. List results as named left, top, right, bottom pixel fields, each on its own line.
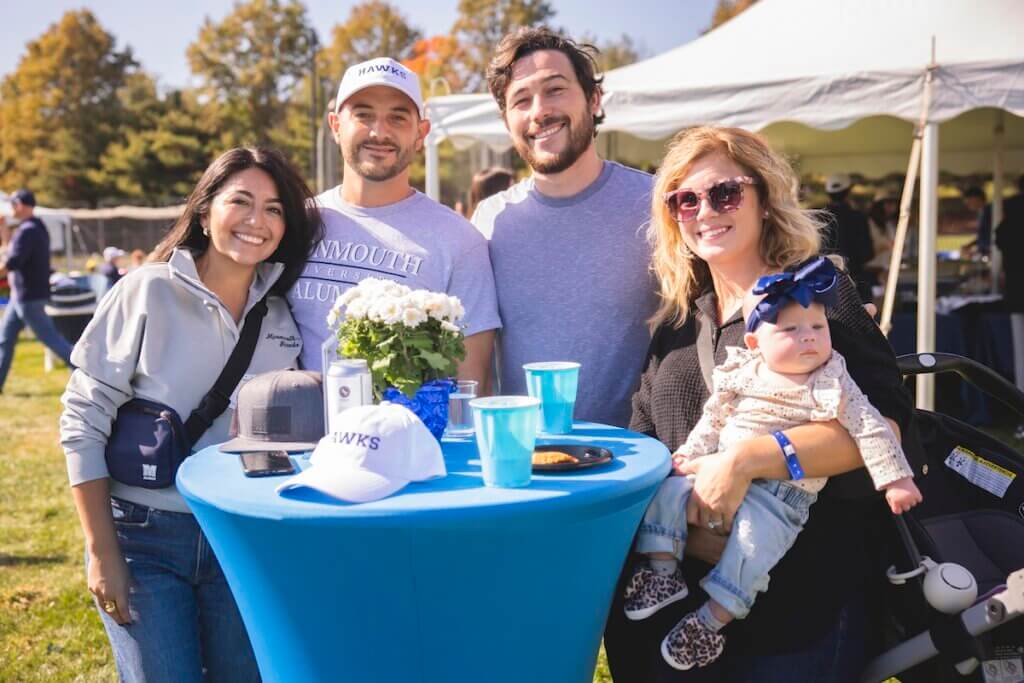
left=897, top=352, right=1024, bottom=419
left=861, top=567, right=1024, bottom=682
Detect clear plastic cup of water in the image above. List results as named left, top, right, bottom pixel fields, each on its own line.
left=445, top=380, right=478, bottom=437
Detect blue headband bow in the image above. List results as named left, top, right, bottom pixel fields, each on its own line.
left=745, top=257, right=839, bottom=333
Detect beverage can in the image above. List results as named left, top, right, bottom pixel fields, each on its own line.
left=325, top=359, right=373, bottom=434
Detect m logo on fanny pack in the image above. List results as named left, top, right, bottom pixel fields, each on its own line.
left=142, top=464, right=158, bottom=481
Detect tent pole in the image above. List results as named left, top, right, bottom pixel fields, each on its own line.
left=879, top=136, right=923, bottom=336
left=65, top=221, right=73, bottom=271
left=917, top=121, right=939, bottom=411
left=990, top=112, right=1004, bottom=294
left=425, top=132, right=440, bottom=202
left=880, top=61, right=935, bottom=336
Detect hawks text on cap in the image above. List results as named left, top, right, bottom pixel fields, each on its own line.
left=333, top=57, right=424, bottom=118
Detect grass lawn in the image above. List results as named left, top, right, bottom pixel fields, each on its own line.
left=0, top=336, right=615, bottom=681
left=0, top=339, right=112, bottom=681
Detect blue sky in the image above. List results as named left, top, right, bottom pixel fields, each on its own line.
left=1, top=1, right=717, bottom=89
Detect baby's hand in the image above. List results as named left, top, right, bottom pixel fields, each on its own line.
left=671, top=449, right=690, bottom=475
left=884, top=477, right=923, bottom=514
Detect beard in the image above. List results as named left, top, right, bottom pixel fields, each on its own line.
left=342, top=138, right=417, bottom=182
left=513, top=113, right=595, bottom=175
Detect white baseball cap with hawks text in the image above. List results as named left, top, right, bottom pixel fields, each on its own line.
left=276, top=402, right=445, bottom=503
left=334, top=57, right=424, bottom=118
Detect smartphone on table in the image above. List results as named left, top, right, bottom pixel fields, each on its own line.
left=239, top=451, right=296, bottom=477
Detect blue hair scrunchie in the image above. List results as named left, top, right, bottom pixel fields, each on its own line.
left=745, top=257, right=839, bottom=333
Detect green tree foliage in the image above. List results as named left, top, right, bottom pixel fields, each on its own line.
left=318, top=1, right=422, bottom=90
left=450, top=0, right=556, bottom=93
left=581, top=33, right=644, bottom=73
left=93, top=78, right=213, bottom=203
left=0, top=10, right=137, bottom=206
left=705, top=0, right=759, bottom=33
left=187, top=0, right=315, bottom=157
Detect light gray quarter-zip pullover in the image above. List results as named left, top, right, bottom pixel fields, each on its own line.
left=60, top=248, right=303, bottom=512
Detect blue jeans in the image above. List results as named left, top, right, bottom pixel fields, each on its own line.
left=637, top=476, right=815, bottom=618
left=0, top=297, right=73, bottom=391
left=91, top=497, right=260, bottom=683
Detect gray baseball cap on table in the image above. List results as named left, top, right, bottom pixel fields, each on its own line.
left=220, top=370, right=325, bottom=452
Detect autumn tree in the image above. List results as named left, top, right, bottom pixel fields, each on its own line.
left=450, top=0, right=555, bottom=92
left=318, top=1, right=422, bottom=89
left=403, top=35, right=463, bottom=96
left=93, top=78, right=213, bottom=202
left=705, top=0, right=759, bottom=33
left=187, top=0, right=315, bottom=156
left=0, top=10, right=137, bottom=206
left=581, top=33, right=644, bottom=73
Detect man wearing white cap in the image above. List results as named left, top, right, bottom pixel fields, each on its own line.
left=288, top=57, right=501, bottom=391
left=100, top=246, right=125, bottom=293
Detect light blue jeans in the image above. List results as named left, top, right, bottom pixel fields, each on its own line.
left=0, top=297, right=73, bottom=391
left=637, top=476, right=815, bottom=619
left=91, top=497, right=260, bottom=683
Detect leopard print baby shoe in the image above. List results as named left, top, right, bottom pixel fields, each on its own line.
left=661, top=611, right=726, bottom=670
left=623, top=564, right=689, bottom=620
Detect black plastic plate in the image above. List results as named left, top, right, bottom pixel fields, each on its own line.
left=532, top=444, right=614, bottom=472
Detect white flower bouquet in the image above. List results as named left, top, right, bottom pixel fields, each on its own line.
left=327, top=278, right=466, bottom=399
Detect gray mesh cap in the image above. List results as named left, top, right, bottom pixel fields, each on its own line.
left=220, top=370, right=325, bottom=452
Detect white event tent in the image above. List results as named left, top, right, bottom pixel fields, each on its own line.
left=424, top=0, right=1024, bottom=409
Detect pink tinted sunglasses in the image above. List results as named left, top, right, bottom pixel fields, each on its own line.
left=663, top=175, right=758, bottom=222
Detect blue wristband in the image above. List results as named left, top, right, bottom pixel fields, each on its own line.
left=773, top=430, right=804, bottom=481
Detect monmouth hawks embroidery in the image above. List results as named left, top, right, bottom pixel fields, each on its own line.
left=292, top=238, right=426, bottom=304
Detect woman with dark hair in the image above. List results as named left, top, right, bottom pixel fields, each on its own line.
left=60, top=147, right=322, bottom=681
left=604, top=127, right=921, bottom=682
left=467, top=167, right=515, bottom=217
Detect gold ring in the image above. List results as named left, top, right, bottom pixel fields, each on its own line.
left=102, top=600, right=117, bottom=614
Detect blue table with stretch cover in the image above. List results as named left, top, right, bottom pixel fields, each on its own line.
left=177, top=422, right=670, bottom=683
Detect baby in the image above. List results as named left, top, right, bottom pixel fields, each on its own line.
left=623, top=257, right=922, bottom=671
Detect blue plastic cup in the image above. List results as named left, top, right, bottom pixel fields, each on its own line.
left=523, top=362, right=580, bottom=435
left=470, top=396, right=541, bottom=488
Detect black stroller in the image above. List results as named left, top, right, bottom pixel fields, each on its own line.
left=863, top=353, right=1024, bottom=682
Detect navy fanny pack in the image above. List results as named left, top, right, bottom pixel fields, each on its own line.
left=105, top=399, right=191, bottom=488
left=103, top=297, right=269, bottom=489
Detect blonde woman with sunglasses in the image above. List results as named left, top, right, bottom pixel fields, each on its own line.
left=604, top=126, right=921, bottom=682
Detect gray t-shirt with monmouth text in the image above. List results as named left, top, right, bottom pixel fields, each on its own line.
left=289, top=187, right=502, bottom=371
left=472, top=161, right=657, bottom=427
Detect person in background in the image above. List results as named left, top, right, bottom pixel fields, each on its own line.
left=287, top=57, right=500, bottom=390
left=962, top=186, right=992, bottom=257
left=60, top=147, right=322, bottom=682
left=128, top=249, right=147, bottom=270
left=466, top=167, right=514, bottom=217
left=994, top=174, right=1024, bottom=440
left=865, top=187, right=900, bottom=289
left=472, top=27, right=656, bottom=427
left=0, top=189, right=74, bottom=393
left=995, top=174, right=1024, bottom=312
left=100, top=246, right=125, bottom=292
left=821, top=173, right=874, bottom=302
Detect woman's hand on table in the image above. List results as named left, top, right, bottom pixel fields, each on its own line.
left=677, top=446, right=752, bottom=535
left=87, top=548, right=133, bottom=625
